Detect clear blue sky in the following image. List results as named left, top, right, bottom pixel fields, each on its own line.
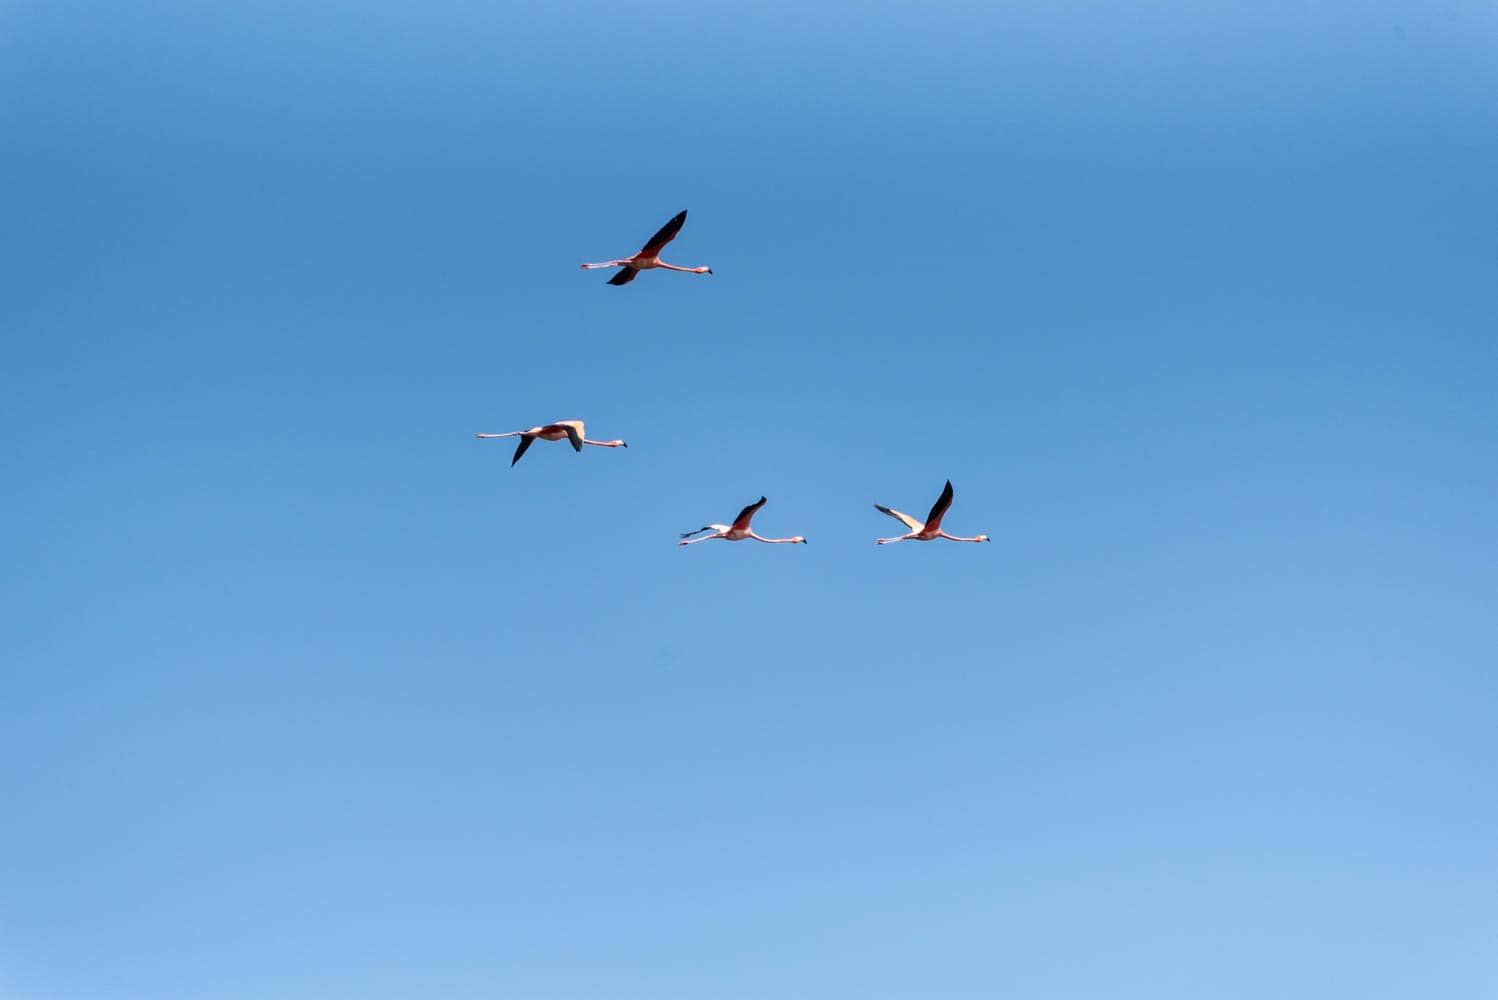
left=3, top=1, right=1496, bottom=997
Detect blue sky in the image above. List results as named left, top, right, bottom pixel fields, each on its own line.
left=3, top=1, right=1497, bottom=997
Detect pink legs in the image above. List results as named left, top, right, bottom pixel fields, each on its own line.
left=474, top=431, right=522, bottom=439
left=580, top=260, right=631, bottom=269
left=678, top=533, right=725, bottom=546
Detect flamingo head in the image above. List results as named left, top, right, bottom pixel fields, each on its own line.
left=612, top=440, right=628, bottom=448
left=700, top=266, right=713, bottom=275
left=792, top=536, right=808, bottom=544
left=978, top=535, right=991, bottom=543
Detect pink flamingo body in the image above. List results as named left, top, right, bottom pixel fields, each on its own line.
left=581, top=210, right=712, bottom=285
left=475, top=420, right=627, bottom=466
left=874, top=481, right=990, bottom=545
left=679, top=497, right=807, bottom=546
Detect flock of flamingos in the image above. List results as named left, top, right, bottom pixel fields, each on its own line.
left=476, top=210, right=991, bottom=549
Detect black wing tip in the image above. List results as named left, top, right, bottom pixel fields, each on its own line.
left=511, top=436, right=534, bottom=466
left=640, top=211, right=688, bottom=253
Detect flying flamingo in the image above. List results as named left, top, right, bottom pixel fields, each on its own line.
left=474, top=420, right=627, bottom=466
left=581, top=210, right=712, bottom=286
left=678, top=497, right=807, bottom=546
left=874, top=481, right=990, bottom=545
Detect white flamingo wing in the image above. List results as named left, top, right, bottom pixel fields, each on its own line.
left=874, top=505, right=923, bottom=532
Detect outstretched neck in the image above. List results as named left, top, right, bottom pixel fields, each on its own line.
left=749, top=532, right=806, bottom=544
left=938, top=532, right=988, bottom=543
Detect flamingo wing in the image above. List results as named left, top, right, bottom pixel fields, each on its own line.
left=639, top=210, right=687, bottom=256
left=553, top=421, right=585, bottom=452
left=874, top=504, right=924, bottom=532
left=924, top=480, right=955, bottom=530
left=607, top=267, right=638, bottom=286
left=730, top=496, right=767, bottom=532
left=510, top=435, right=536, bottom=466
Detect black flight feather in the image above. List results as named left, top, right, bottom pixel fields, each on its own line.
left=925, top=480, right=954, bottom=527
left=640, top=210, right=687, bottom=255
left=510, top=435, right=535, bottom=466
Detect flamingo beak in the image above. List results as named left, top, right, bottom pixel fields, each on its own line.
left=706, top=268, right=714, bottom=275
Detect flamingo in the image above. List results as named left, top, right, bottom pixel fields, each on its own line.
left=874, top=481, right=990, bottom=545
left=678, top=497, right=807, bottom=546
left=475, top=420, right=627, bottom=466
left=580, top=210, right=712, bottom=285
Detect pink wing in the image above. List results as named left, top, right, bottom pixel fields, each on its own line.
left=730, top=496, right=767, bottom=532
left=923, top=481, right=955, bottom=530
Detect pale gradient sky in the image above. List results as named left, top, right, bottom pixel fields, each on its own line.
left=3, top=1, right=1497, bottom=998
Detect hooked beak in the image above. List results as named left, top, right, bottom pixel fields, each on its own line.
left=706, top=268, right=714, bottom=275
